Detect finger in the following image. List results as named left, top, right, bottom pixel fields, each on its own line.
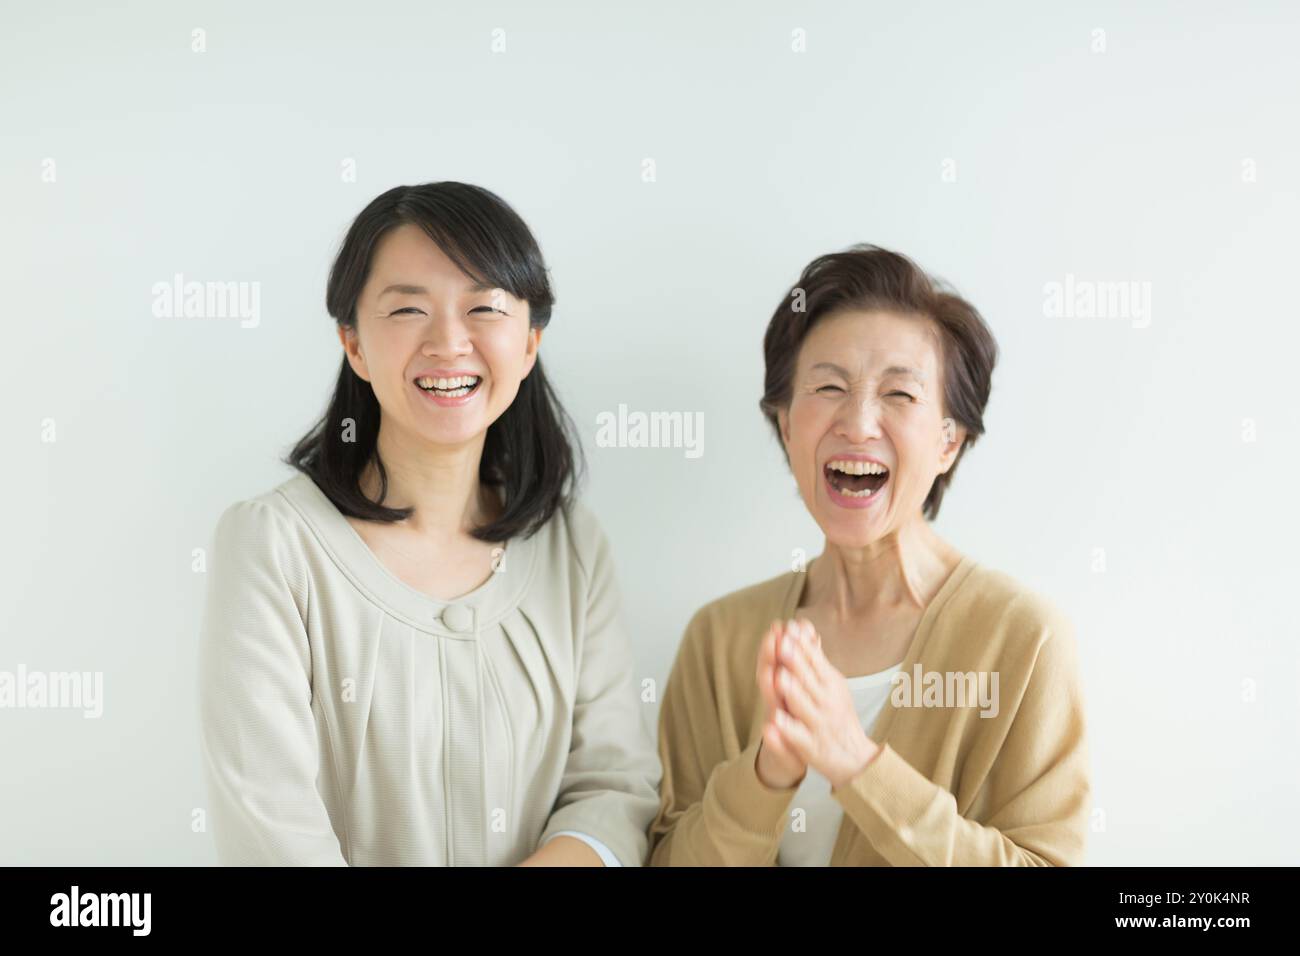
left=762, top=716, right=798, bottom=761
left=794, top=621, right=840, bottom=683
left=783, top=619, right=805, bottom=653
left=774, top=708, right=816, bottom=763
left=758, top=659, right=784, bottom=715
left=775, top=652, right=821, bottom=715
left=777, top=663, right=821, bottom=728
left=765, top=714, right=803, bottom=767
left=756, top=657, right=773, bottom=707
left=798, top=620, right=826, bottom=668
left=774, top=625, right=798, bottom=711
left=787, top=617, right=818, bottom=649
left=761, top=625, right=796, bottom=715
left=778, top=626, right=823, bottom=691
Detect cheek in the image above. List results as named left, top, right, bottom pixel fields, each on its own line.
left=358, top=322, right=404, bottom=365
left=889, top=412, right=940, bottom=482
left=477, top=324, right=533, bottom=377
left=371, top=343, right=411, bottom=393
left=787, top=399, right=830, bottom=478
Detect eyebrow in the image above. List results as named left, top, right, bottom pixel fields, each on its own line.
left=377, top=280, right=499, bottom=297
left=810, top=362, right=926, bottom=384
left=883, top=365, right=926, bottom=384
left=378, top=284, right=427, bottom=297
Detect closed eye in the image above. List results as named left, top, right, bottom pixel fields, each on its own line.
left=816, top=385, right=843, bottom=393
left=389, top=306, right=507, bottom=316
left=888, top=391, right=916, bottom=400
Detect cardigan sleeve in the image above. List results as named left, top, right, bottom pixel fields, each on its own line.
left=647, top=609, right=802, bottom=866
left=198, top=499, right=349, bottom=866
left=535, top=508, right=662, bottom=866
left=830, top=613, right=1091, bottom=866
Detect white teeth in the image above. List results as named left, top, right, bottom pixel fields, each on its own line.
left=837, top=486, right=879, bottom=498
left=827, top=459, right=888, bottom=475
left=416, top=375, right=480, bottom=392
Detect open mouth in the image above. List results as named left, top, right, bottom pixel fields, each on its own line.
left=414, top=374, right=482, bottom=399
left=824, top=458, right=890, bottom=499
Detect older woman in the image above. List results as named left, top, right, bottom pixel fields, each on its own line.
left=647, top=245, right=1090, bottom=866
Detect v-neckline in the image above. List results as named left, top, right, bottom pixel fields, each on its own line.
left=774, top=554, right=977, bottom=738
left=777, top=551, right=977, bottom=741
left=769, top=551, right=979, bottom=867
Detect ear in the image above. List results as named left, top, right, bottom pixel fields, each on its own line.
left=937, top=416, right=966, bottom=474
left=336, top=323, right=371, bottom=383
left=777, top=405, right=791, bottom=453
left=521, top=326, right=543, bottom=379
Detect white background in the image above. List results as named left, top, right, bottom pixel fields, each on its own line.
left=2, top=0, right=1297, bottom=865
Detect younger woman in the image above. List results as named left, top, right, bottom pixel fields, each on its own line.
left=199, top=182, right=660, bottom=866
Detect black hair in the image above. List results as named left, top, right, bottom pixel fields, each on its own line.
left=284, top=181, right=584, bottom=542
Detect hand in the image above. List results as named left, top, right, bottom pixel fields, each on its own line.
left=754, top=619, right=807, bottom=790
left=769, top=618, right=882, bottom=790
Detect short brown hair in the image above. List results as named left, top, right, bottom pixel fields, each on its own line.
left=758, top=244, right=998, bottom=520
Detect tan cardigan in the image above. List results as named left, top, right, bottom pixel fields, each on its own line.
left=647, top=555, right=1091, bottom=866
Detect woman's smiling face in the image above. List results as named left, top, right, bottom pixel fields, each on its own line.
left=778, top=309, right=964, bottom=547
left=338, top=222, right=540, bottom=448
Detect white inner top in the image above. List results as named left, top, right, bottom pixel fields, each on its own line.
left=777, top=662, right=902, bottom=867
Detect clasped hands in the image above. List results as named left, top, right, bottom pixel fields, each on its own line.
left=754, top=617, right=883, bottom=792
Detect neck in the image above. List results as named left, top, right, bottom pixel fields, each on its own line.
left=805, top=516, right=959, bottom=622
left=361, top=420, right=496, bottom=537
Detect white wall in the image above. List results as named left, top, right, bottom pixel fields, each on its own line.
left=2, top=0, right=1297, bottom=864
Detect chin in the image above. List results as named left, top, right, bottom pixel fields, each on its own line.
left=414, top=418, right=486, bottom=445
left=822, top=519, right=888, bottom=551
left=812, top=490, right=895, bottom=546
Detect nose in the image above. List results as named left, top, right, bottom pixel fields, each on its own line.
left=835, top=393, right=884, bottom=444
left=420, top=311, right=473, bottom=359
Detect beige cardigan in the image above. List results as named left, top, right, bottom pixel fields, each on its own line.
left=198, top=472, right=661, bottom=866
left=648, top=555, right=1091, bottom=866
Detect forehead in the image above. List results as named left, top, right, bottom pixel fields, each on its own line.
left=365, top=223, right=485, bottom=292
left=798, top=309, right=940, bottom=378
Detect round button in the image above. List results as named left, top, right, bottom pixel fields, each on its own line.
left=441, top=604, right=473, bottom=633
